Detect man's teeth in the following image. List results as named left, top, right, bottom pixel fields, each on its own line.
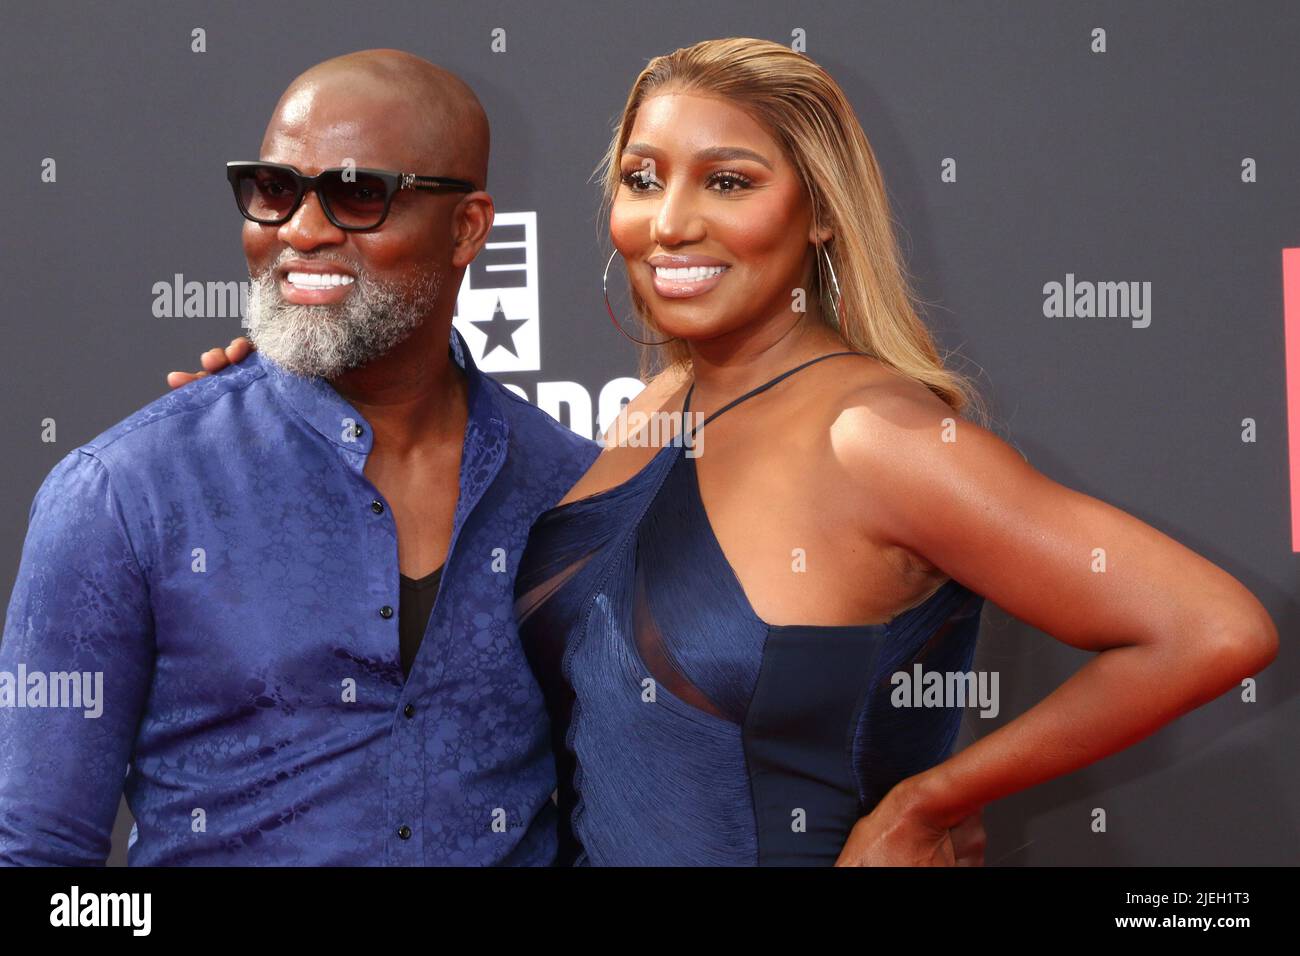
left=654, top=265, right=727, bottom=281
left=286, top=272, right=355, bottom=288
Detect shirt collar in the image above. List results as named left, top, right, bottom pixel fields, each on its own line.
left=258, top=327, right=509, bottom=515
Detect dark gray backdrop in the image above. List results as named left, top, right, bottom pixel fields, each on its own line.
left=1, top=0, right=1296, bottom=866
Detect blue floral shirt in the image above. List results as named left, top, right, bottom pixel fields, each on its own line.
left=0, top=328, right=599, bottom=865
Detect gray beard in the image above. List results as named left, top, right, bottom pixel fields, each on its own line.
left=244, top=262, right=443, bottom=379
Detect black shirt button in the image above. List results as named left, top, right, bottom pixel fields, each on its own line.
left=370, top=499, right=384, bottom=514
left=397, top=825, right=412, bottom=840
left=403, top=703, right=415, bottom=719
left=354, top=423, right=365, bottom=438
left=380, top=605, right=394, bottom=619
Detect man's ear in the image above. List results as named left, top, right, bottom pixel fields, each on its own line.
left=451, top=191, right=495, bottom=269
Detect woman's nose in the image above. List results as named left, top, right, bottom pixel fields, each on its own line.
left=651, top=182, right=705, bottom=246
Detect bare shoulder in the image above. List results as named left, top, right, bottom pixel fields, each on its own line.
left=824, top=362, right=1014, bottom=484
left=636, top=361, right=693, bottom=409
left=816, top=361, right=1035, bottom=554
left=786, top=354, right=952, bottom=441
left=827, top=361, right=967, bottom=445
left=600, top=361, right=692, bottom=445
left=783, top=357, right=1012, bottom=559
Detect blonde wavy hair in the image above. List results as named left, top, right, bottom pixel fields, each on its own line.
left=595, top=37, right=989, bottom=426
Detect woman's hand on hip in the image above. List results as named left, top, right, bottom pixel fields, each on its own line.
left=834, top=781, right=985, bottom=867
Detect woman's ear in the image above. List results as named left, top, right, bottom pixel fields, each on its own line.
left=809, top=223, right=834, bottom=244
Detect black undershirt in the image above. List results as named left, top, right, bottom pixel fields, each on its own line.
left=398, top=565, right=444, bottom=678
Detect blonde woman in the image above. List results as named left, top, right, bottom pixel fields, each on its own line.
left=175, top=38, right=1276, bottom=867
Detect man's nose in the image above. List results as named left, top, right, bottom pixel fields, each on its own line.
left=277, top=188, right=346, bottom=249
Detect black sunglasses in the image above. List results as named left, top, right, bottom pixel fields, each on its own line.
left=226, top=161, right=477, bottom=231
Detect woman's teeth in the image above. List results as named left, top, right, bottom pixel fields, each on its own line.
left=286, top=272, right=355, bottom=288
left=654, top=265, right=727, bottom=281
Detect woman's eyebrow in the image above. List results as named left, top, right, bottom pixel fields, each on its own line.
left=623, top=142, right=773, bottom=170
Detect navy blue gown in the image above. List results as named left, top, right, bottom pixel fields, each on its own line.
left=516, top=352, right=985, bottom=865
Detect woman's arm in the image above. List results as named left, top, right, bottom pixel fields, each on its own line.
left=831, top=380, right=1278, bottom=863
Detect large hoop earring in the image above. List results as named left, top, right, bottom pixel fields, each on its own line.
left=819, top=242, right=844, bottom=324
left=603, top=249, right=677, bottom=346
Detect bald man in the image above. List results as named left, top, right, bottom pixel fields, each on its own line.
left=0, top=50, right=600, bottom=865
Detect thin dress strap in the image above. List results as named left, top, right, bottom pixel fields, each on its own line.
left=682, top=351, right=862, bottom=430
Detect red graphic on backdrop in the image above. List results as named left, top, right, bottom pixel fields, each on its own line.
left=1283, top=249, right=1300, bottom=551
